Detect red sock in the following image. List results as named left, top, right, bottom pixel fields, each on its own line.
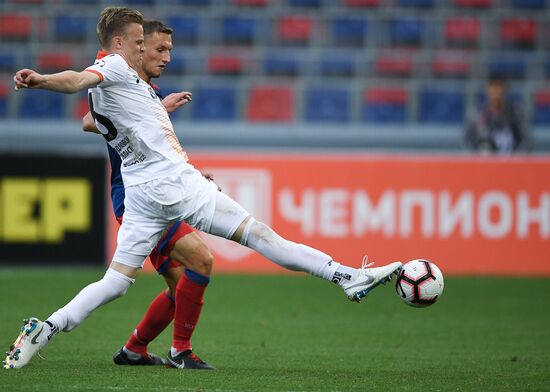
left=125, top=291, right=175, bottom=355
left=172, top=272, right=207, bottom=352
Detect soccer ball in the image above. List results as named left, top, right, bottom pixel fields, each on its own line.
left=395, top=259, right=444, bottom=307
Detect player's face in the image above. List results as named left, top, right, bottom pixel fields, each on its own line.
left=487, top=81, right=505, bottom=105
left=120, top=23, right=145, bottom=69
left=142, top=32, right=172, bottom=79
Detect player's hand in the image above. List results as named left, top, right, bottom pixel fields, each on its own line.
left=202, top=172, right=222, bottom=191
left=162, top=91, right=192, bottom=113
left=13, top=69, right=43, bottom=91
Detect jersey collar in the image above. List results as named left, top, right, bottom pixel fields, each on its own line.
left=96, top=50, right=109, bottom=60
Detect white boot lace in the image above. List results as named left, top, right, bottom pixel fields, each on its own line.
left=361, top=255, right=374, bottom=270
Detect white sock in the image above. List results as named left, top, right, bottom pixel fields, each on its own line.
left=332, top=265, right=359, bottom=287
left=243, top=219, right=340, bottom=281
left=47, top=268, right=134, bottom=332
left=170, top=346, right=189, bottom=356
left=123, top=346, right=143, bottom=360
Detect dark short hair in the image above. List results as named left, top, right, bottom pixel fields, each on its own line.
left=97, top=7, right=143, bottom=48
left=488, top=72, right=506, bottom=85
left=143, top=20, right=173, bottom=37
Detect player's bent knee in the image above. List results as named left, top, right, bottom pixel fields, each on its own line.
left=193, top=250, right=214, bottom=276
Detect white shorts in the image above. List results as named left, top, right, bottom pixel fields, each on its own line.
left=113, top=164, right=249, bottom=268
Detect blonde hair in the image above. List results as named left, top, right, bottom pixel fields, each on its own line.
left=96, top=7, right=143, bottom=49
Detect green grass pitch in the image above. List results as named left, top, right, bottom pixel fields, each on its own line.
left=0, top=268, right=549, bottom=391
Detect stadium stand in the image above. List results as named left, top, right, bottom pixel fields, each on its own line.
left=53, top=15, right=91, bottom=42
left=512, top=0, right=547, bottom=8
left=0, top=0, right=548, bottom=131
left=222, top=16, right=255, bottom=45
left=532, top=90, right=550, bottom=125
left=419, top=87, right=465, bottom=123
left=0, top=83, right=8, bottom=117
left=304, top=87, right=351, bottom=123
left=0, top=13, right=32, bottom=40
left=390, top=17, right=425, bottom=47
left=500, top=18, right=537, bottom=49
left=332, top=17, right=367, bottom=47
left=207, top=53, right=243, bottom=76
left=444, top=17, right=481, bottom=48
left=276, top=15, right=313, bottom=45
left=362, top=87, right=409, bottom=123
left=191, top=86, right=238, bottom=121
left=37, top=53, right=74, bottom=73
left=19, top=90, right=65, bottom=118
left=454, top=0, right=492, bottom=8
left=246, top=85, right=294, bottom=122
left=166, top=16, right=200, bottom=44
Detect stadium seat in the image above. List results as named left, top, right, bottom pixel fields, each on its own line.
left=289, top=0, right=322, bottom=6
left=64, top=0, right=98, bottom=4
left=512, top=0, right=546, bottom=7
left=166, top=17, right=199, bottom=44
left=500, top=19, right=537, bottom=49
left=344, top=0, right=379, bottom=6
left=399, top=0, right=435, bottom=7
left=53, top=15, right=91, bottom=42
left=0, top=53, right=17, bottom=73
left=476, top=90, right=523, bottom=106
left=191, top=86, right=237, bottom=121
left=332, top=17, right=367, bottom=47
left=222, top=17, right=255, bottom=45
left=546, top=58, right=550, bottom=78
left=207, top=54, right=243, bottom=76
left=533, top=90, right=550, bottom=125
left=19, top=90, right=65, bottom=118
left=123, top=0, right=155, bottom=5
left=418, top=87, right=465, bottom=123
left=263, top=55, right=301, bottom=77
left=12, top=0, right=44, bottom=4
left=432, top=52, right=470, bottom=78
left=304, top=87, right=350, bottom=123
left=362, top=87, right=408, bottom=123
left=233, top=0, right=267, bottom=6
left=375, top=51, right=413, bottom=77
left=444, top=18, right=481, bottom=48
left=488, top=56, right=526, bottom=79
left=246, top=85, right=294, bottom=122
left=163, top=55, right=186, bottom=75
left=174, top=0, right=211, bottom=4
left=37, top=53, right=74, bottom=73
left=454, top=0, right=491, bottom=7
left=73, top=93, right=89, bottom=120
left=0, top=14, right=32, bottom=40
left=0, top=84, right=8, bottom=117
left=390, top=17, right=425, bottom=47
left=320, top=58, right=355, bottom=77
left=276, top=16, right=313, bottom=45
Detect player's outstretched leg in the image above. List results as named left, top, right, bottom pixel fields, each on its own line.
left=235, top=217, right=402, bottom=302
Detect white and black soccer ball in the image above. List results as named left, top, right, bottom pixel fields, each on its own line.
left=395, top=259, right=444, bottom=307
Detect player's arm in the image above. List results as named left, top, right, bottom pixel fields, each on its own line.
left=14, top=68, right=100, bottom=94
left=82, top=111, right=100, bottom=134
left=162, top=91, right=192, bottom=113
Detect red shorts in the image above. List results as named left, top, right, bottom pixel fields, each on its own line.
left=116, top=216, right=194, bottom=273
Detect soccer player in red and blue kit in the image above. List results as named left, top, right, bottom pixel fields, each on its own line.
left=83, top=20, right=215, bottom=369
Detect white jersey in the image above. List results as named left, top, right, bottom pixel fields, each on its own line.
left=86, top=52, right=189, bottom=187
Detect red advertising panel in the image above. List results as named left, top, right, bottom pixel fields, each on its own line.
left=106, top=154, right=550, bottom=276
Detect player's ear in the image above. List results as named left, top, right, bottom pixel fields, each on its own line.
left=112, top=36, right=123, bottom=50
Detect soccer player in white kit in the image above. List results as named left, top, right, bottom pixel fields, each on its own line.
left=5, top=7, right=402, bottom=370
